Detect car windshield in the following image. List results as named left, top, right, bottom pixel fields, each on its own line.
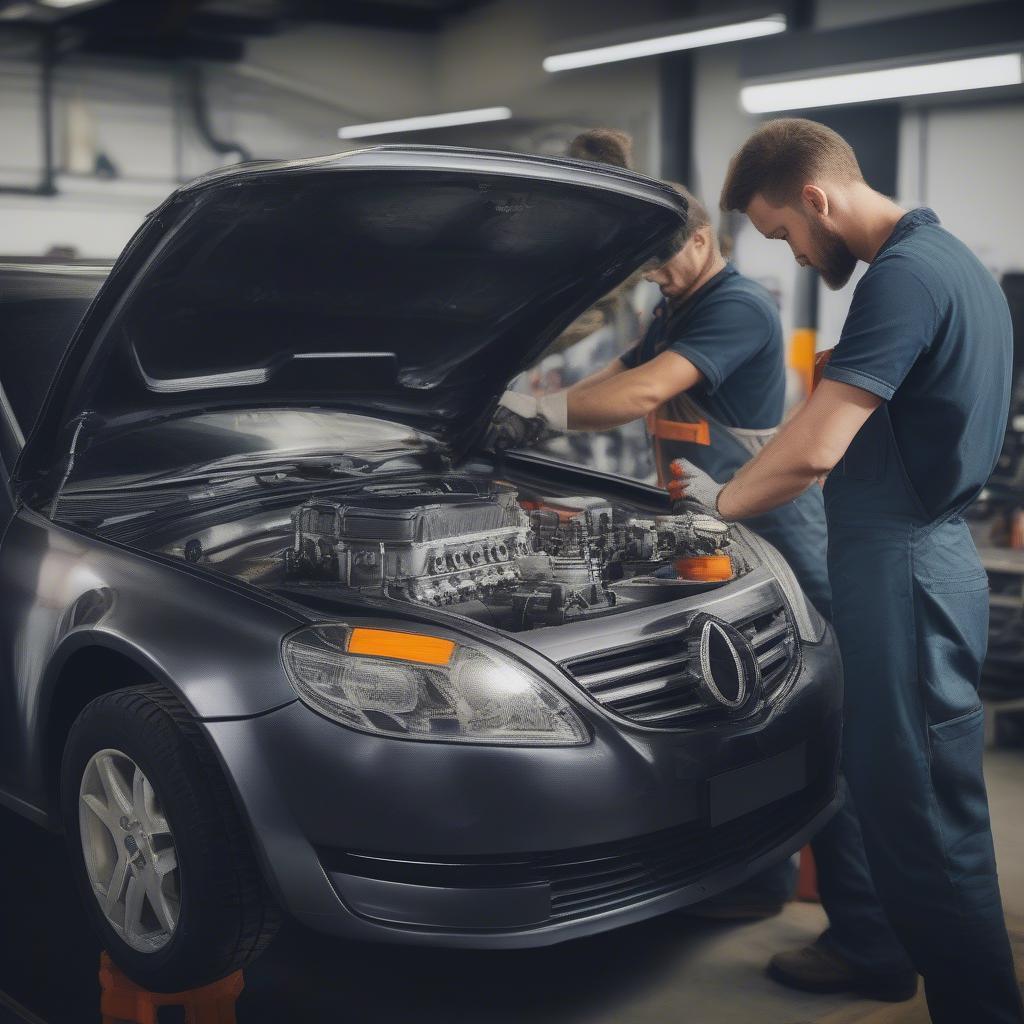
left=64, top=408, right=443, bottom=490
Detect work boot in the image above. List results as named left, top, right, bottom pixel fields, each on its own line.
left=768, top=943, right=918, bottom=1002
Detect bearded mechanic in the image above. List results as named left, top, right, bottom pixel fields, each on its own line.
left=490, top=184, right=842, bottom=920
left=679, top=118, right=1022, bottom=1024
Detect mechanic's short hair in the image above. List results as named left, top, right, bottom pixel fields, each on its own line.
left=651, top=182, right=712, bottom=263
left=568, top=128, right=634, bottom=170
left=719, top=118, right=864, bottom=212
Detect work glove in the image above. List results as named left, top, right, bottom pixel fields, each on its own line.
left=667, top=458, right=726, bottom=516
left=485, top=390, right=568, bottom=450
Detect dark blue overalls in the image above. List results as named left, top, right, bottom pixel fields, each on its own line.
left=624, top=263, right=833, bottom=619
left=821, top=209, right=1022, bottom=1022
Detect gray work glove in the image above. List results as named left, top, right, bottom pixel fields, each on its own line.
left=485, top=390, right=568, bottom=450
left=668, top=458, right=727, bottom=516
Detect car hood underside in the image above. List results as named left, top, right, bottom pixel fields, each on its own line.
left=18, top=147, right=686, bottom=501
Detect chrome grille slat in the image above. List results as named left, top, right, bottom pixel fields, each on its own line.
left=592, top=675, right=678, bottom=704
left=757, top=640, right=791, bottom=671
left=750, top=621, right=789, bottom=649
left=578, top=652, right=688, bottom=689
left=597, top=672, right=698, bottom=705
left=562, top=591, right=799, bottom=729
left=628, top=701, right=705, bottom=723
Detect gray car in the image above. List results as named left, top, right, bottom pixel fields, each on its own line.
left=0, top=147, right=842, bottom=992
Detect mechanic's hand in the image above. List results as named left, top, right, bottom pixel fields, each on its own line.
left=486, top=405, right=551, bottom=449
left=667, top=459, right=726, bottom=514
left=485, top=392, right=547, bottom=450
left=485, top=390, right=568, bottom=450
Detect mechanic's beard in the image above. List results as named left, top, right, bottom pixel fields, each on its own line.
left=810, top=219, right=857, bottom=290
left=668, top=244, right=716, bottom=306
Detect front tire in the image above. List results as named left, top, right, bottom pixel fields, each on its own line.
left=60, top=684, right=280, bottom=991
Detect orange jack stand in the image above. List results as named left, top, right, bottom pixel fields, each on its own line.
left=795, top=845, right=820, bottom=902
left=99, top=952, right=244, bottom=1024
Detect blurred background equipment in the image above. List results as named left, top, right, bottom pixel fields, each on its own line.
left=971, top=271, right=1024, bottom=739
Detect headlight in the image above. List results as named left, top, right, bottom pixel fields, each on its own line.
left=283, top=624, right=589, bottom=746
left=733, top=528, right=827, bottom=643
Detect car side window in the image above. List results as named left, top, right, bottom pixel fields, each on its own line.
left=0, top=268, right=105, bottom=442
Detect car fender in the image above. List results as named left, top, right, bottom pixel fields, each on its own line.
left=0, top=509, right=304, bottom=813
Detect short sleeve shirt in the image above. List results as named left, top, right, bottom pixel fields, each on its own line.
left=619, top=263, right=785, bottom=430
left=822, top=208, right=1013, bottom=519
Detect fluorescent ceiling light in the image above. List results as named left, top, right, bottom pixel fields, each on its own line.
left=339, top=106, right=512, bottom=140
left=741, top=53, right=1024, bottom=113
left=543, top=15, right=786, bottom=73
left=36, top=0, right=104, bottom=7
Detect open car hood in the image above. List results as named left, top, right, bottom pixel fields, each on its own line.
left=17, top=146, right=686, bottom=500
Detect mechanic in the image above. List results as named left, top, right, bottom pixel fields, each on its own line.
left=489, top=183, right=836, bottom=919
left=688, top=117, right=1024, bottom=1024
left=489, top=185, right=832, bottom=631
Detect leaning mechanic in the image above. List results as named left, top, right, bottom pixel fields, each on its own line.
left=489, top=186, right=832, bottom=621
left=686, top=118, right=1022, bottom=1024
left=489, top=185, right=838, bottom=921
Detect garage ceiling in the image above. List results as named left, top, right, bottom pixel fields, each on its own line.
left=1, top=0, right=495, bottom=36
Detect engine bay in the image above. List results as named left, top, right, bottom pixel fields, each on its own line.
left=162, top=474, right=748, bottom=632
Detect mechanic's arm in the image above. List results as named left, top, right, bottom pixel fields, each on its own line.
left=565, top=355, right=630, bottom=394
left=566, top=350, right=703, bottom=431
left=716, top=380, right=881, bottom=519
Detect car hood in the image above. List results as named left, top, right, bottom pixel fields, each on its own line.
left=17, top=146, right=686, bottom=500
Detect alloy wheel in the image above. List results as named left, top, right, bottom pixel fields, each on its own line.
left=78, top=748, right=180, bottom=953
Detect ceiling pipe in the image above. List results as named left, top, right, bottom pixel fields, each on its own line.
left=185, top=60, right=251, bottom=163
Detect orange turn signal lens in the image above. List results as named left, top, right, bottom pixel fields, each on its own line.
left=347, top=628, right=455, bottom=666
left=675, top=555, right=734, bottom=583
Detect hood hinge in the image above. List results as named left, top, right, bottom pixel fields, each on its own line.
left=48, top=412, right=95, bottom=521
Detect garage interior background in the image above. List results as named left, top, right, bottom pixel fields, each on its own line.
left=2, top=0, right=1022, bottom=345
left=1, top=2, right=1023, bottom=1021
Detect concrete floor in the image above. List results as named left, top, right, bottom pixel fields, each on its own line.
left=0, top=750, right=1021, bottom=1023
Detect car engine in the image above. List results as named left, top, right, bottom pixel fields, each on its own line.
left=279, top=476, right=741, bottom=629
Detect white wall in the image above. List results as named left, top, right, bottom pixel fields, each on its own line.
left=0, top=1, right=682, bottom=258
left=0, top=21, right=438, bottom=258
left=3, top=0, right=1020, bottom=285
left=689, top=0, right=1024, bottom=355
left=899, top=101, right=1024, bottom=278
left=433, top=0, right=673, bottom=172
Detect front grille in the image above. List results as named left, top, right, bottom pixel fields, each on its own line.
left=562, top=594, right=798, bottom=729
left=319, top=783, right=829, bottom=926
left=545, top=786, right=819, bottom=921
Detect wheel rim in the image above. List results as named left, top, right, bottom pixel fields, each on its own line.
left=78, top=749, right=180, bottom=953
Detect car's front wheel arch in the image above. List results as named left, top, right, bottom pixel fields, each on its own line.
left=42, top=640, right=195, bottom=826
left=59, top=682, right=281, bottom=990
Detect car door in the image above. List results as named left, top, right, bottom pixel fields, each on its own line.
left=0, top=376, right=22, bottom=800
left=0, top=263, right=107, bottom=801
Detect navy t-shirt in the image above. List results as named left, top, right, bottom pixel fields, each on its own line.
left=822, top=208, right=1013, bottom=520
left=619, top=263, right=785, bottom=429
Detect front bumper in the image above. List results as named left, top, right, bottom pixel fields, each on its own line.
left=203, top=607, right=841, bottom=948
